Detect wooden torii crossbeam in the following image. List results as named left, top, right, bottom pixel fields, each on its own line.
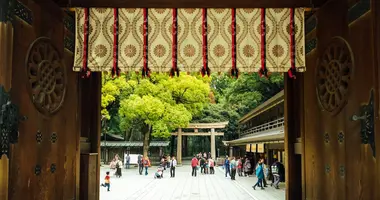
left=172, top=122, right=228, bottom=165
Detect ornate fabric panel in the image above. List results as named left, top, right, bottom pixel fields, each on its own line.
left=294, top=8, right=305, bottom=71
left=177, top=9, right=203, bottom=72
left=88, top=8, right=114, bottom=71
left=74, top=8, right=84, bottom=72
left=236, top=9, right=261, bottom=73
left=118, top=9, right=144, bottom=73
left=74, top=8, right=306, bottom=74
left=207, top=9, right=232, bottom=73
left=265, top=9, right=292, bottom=72
left=148, top=9, right=172, bottom=72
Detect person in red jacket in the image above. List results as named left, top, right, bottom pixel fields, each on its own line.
left=100, top=171, right=111, bottom=192
left=143, top=156, right=151, bottom=176
left=191, top=155, right=199, bottom=177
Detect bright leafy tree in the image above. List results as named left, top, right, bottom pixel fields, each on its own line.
left=118, top=74, right=210, bottom=157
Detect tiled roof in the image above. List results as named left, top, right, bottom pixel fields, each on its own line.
left=100, top=141, right=170, bottom=147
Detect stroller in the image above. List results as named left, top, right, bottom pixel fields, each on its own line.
left=154, top=166, right=164, bottom=179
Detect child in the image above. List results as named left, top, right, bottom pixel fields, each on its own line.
left=154, top=166, right=164, bottom=179
left=100, top=171, right=111, bottom=191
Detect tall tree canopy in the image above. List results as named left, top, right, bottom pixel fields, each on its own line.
left=117, top=74, right=210, bottom=156
left=199, top=73, right=284, bottom=155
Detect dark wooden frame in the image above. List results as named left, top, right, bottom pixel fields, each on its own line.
left=284, top=73, right=304, bottom=200
left=53, top=0, right=329, bottom=8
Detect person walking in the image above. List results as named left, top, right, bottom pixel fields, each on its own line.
left=138, top=154, right=143, bottom=175
left=125, top=153, right=130, bottom=169
left=100, top=171, right=111, bottom=192
left=170, top=156, right=177, bottom=177
left=230, top=157, right=237, bottom=180
left=143, top=156, right=151, bottom=176
left=237, top=158, right=243, bottom=176
left=252, top=159, right=265, bottom=190
left=191, top=156, right=198, bottom=177
left=260, top=160, right=268, bottom=187
left=200, top=157, right=206, bottom=174
left=271, top=159, right=282, bottom=189
left=209, top=157, right=215, bottom=174
left=115, top=157, right=122, bottom=178
left=166, top=155, right=171, bottom=169
left=244, top=158, right=251, bottom=177
left=224, top=156, right=230, bottom=177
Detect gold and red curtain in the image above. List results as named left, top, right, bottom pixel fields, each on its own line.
left=73, top=8, right=305, bottom=75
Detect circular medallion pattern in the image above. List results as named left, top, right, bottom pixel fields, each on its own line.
left=26, top=37, right=66, bottom=116
left=213, top=45, right=225, bottom=57
left=243, top=45, right=254, bottom=57
left=94, top=44, right=107, bottom=58
left=154, top=44, right=166, bottom=57
left=184, top=44, right=196, bottom=57
left=124, top=45, right=137, bottom=57
left=272, top=45, right=284, bottom=57
left=316, top=37, right=353, bottom=115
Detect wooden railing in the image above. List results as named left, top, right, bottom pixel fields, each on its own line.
left=240, top=117, right=284, bottom=137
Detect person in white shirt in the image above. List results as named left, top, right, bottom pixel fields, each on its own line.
left=170, top=156, right=177, bottom=177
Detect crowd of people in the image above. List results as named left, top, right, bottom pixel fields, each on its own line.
left=190, top=152, right=216, bottom=177
left=102, top=152, right=284, bottom=193
left=109, top=155, right=123, bottom=178
left=217, top=155, right=285, bottom=191
left=221, top=156, right=285, bottom=191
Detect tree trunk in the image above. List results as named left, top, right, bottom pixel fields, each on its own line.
left=142, top=124, right=151, bottom=157
left=125, top=128, right=132, bottom=141
left=170, top=136, right=175, bottom=156
left=183, top=136, right=188, bottom=157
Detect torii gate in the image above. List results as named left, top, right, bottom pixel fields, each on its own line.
left=171, top=122, right=228, bottom=165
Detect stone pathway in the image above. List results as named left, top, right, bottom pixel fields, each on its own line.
left=100, top=165, right=285, bottom=200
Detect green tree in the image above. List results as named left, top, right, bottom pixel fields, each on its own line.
left=191, top=73, right=284, bottom=156
left=118, top=74, right=210, bottom=157
left=101, top=75, right=128, bottom=119
left=225, top=73, right=283, bottom=115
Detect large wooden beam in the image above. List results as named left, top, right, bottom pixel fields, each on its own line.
left=171, top=132, right=224, bottom=136
left=187, top=122, right=228, bottom=129
left=57, top=0, right=313, bottom=8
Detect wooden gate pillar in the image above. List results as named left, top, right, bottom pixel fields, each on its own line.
left=0, top=14, right=14, bottom=200
left=210, top=128, right=216, bottom=159
left=229, top=146, right=233, bottom=157
left=176, top=128, right=182, bottom=165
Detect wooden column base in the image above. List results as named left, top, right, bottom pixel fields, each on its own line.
left=0, top=155, right=9, bottom=200
left=0, top=21, right=14, bottom=200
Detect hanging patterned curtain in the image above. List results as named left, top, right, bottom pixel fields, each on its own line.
left=73, top=8, right=305, bottom=75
